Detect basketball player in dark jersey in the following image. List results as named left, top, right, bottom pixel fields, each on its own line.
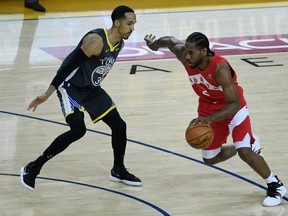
left=20, top=5, right=142, bottom=190
left=144, top=32, right=286, bottom=206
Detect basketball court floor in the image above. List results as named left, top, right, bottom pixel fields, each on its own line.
left=0, top=1, right=288, bottom=215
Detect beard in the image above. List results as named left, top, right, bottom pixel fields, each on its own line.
left=189, top=60, right=201, bottom=69
left=189, top=56, right=202, bottom=69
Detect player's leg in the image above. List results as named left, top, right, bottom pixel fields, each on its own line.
left=20, top=110, right=86, bottom=190
left=102, top=108, right=142, bottom=186
left=85, top=88, right=142, bottom=186
left=234, top=122, right=270, bottom=178
left=203, top=145, right=237, bottom=165
left=101, top=108, right=127, bottom=168
left=232, top=107, right=286, bottom=206
left=36, top=109, right=86, bottom=166
left=202, top=119, right=237, bottom=165
left=20, top=85, right=86, bottom=190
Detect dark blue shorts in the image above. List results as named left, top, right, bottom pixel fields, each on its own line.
left=57, top=82, right=116, bottom=123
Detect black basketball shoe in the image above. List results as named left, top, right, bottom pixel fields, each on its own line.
left=20, top=162, right=40, bottom=190
left=109, top=167, right=142, bottom=186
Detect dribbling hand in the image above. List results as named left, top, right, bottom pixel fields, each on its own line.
left=190, top=117, right=212, bottom=126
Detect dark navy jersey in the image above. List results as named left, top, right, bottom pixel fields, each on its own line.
left=66, top=28, right=123, bottom=88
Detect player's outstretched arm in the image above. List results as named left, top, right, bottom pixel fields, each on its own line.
left=144, top=34, right=185, bottom=64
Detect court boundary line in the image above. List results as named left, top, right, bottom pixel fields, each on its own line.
left=0, top=173, right=170, bottom=216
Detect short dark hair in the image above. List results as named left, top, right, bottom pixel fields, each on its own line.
left=111, top=5, right=134, bottom=23
left=186, top=32, right=215, bottom=56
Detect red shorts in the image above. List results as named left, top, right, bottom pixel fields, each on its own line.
left=199, top=105, right=254, bottom=150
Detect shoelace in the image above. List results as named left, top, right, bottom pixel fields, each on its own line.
left=267, top=182, right=281, bottom=197
left=26, top=164, right=40, bottom=176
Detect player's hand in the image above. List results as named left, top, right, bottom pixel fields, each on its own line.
left=190, top=117, right=212, bottom=125
left=144, top=34, right=159, bottom=51
left=27, top=94, right=49, bottom=112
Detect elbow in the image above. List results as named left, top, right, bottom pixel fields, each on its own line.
left=233, top=100, right=241, bottom=113
left=228, top=100, right=241, bottom=115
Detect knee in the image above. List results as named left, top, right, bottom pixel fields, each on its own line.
left=120, top=119, right=127, bottom=131
left=237, top=148, right=253, bottom=163
left=203, top=157, right=218, bottom=166
left=73, top=124, right=86, bottom=138
left=66, top=111, right=86, bottom=139
left=70, top=121, right=86, bottom=139
left=113, top=119, right=127, bottom=133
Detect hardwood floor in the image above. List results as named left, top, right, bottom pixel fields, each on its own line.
left=0, top=1, right=287, bottom=215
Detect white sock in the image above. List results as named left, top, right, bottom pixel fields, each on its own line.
left=265, top=172, right=278, bottom=184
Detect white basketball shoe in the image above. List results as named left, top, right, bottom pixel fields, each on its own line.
left=262, top=176, right=287, bottom=207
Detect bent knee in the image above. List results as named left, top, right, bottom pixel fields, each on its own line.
left=75, top=126, right=86, bottom=138
left=70, top=122, right=87, bottom=139
left=237, top=147, right=254, bottom=162
left=203, top=157, right=218, bottom=165
left=112, top=119, right=127, bottom=133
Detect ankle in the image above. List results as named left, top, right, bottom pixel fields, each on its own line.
left=265, top=172, right=278, bottom=184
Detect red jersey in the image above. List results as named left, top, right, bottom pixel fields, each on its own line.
left=185, top=54, right=246, bottom=116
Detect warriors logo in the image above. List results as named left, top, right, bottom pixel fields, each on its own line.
left=91, top=65, right=112, bottom=86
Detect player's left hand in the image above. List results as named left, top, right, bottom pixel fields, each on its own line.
left=144, top=34, right=159, bottom=51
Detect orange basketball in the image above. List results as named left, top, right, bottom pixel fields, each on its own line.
left=185, top=121, right=214, bottom=149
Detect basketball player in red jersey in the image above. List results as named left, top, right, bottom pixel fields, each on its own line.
left=144, top=32, right=286, bottom=207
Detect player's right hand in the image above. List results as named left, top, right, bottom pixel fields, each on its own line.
left=27, top=94, right=49, bottom=112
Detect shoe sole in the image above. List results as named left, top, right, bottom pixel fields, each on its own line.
left=20, top=167, right=35, bottom=191
left=263, top=198, right=282, bottom=207
left=109, top=175, right=142, bottom=186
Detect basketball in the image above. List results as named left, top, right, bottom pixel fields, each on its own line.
left=185, top=121, right=214, bottom=149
